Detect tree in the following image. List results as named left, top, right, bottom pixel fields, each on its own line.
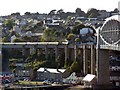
left=64, top=58, right=72, bottom=68
left=67, top=33, right=75, bottom=43
left=75, top=8, right=86, bottom=17
left=87, top=8, right=100, bottom=18
left=57, top=9, right=64, bottom=14
left=113, top=8, right=119, bottom=13
left=11, top=12, right=20, bottom=16
left=48, top=9, right=56, bottom=15
left=42, top=28, right=57, bottom=41
left=13, top=38, right=24, bottom=42
left=75, top=38, right=81, bottom=43
left=4, top=19, right=15, bottom=29
left=24, top=12, right=31, bottom=15
left=2, top=37, right=9, bottom=42
left=72, top=24, right=85, bottom=34
left=69, top=58, right=81, bottom=73
left=35, top=12, right=39, bottom=15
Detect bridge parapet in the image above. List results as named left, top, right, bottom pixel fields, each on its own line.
left=0, top=42, right=96, bottom=49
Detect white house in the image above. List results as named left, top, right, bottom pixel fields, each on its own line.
left=37, top=68, right=65, bottom=82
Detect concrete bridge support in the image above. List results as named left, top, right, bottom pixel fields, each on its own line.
left=91, top=44, right=96, bottom=75
left=0, top=48, right=2, bottom=72
left=45, top=45, right=48, bottom=60
left=30, top=47, right=35, bottom=55
left=22, top=47, right=27, bottom=60
left=74, top=45, right=78, bottom=60
left=69, top=48, right=74, bottom=61
left=83, top=45, right=89, bottom=75
left=65, top=45, right=69, bottom=64
left=55, top=46, right=58, bottom=61
left=96, top=49, right=110, bottom=88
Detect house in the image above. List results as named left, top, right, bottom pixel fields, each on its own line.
left=79, top=27, right=96, bottom=44
left=37, top=68, right=65, bottom=82
left=19, top=19, right=28, bottom=26
left=109, top=54, right=120, bottom=86
left=14, top=62, right=34, bottom=80
left=82, top=74, right=96, bottom=87
left=63, top=72, right=82, bottom=84
left=11, top=35, right=16, bottom=42
left=13, top=26, right=21, bottom=34
left=98, top=10, right=111, bottom=19
left=75, top=17, right=88, bottom=23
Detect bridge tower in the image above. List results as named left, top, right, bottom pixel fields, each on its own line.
left=95, top=15, right=120, bottom=88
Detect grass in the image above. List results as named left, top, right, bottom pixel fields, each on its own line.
left=16, top=81, right=44, bottom=85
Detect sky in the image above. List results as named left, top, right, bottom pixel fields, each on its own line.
left=0, top=0, right=120, bottom=16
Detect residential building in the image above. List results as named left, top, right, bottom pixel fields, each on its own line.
left=37, top=68, right=65, bottom=82
left=14, top=62, right=34, bottom=80
left=63, top=72, right=82, bottom=84
left=98, top=10, right=111, bottom=19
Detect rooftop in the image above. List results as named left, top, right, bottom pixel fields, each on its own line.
left=37, top=68, right=66, bottom=73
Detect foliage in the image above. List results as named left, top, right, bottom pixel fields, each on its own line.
left=13, top=38, right=24, bottom=42
left=25, top=52, right=46, bottom=70
left=75, top=8, right=86, bottom=17
left=22, top=36, right=32, bottom=42
left=56, top=52, right=65, bottom=68
left=64, top=58, right=73, bottom=68
left=9, top=59, right=19, bottom=73
left=75, top=38, right=80, bottom=42
left=9, top=58, right=19, bottom=62
left=57, top=9, right=64, bottom=14
left=72, top=24, right=85, bottom=34
left=18, top=81, right=44, bottom=85
left=4, top=19, right=15, bottom=29
left=69, top=58, right=81, bottom=73
left=85, top=25, right=96, bottom=34
left=67, top=33, right=75, bottom=40
left=2, top=37, right=9, bottom=42
left=24, top=12, right=31, bottom=15
left=26, top=60, right=47, bottom=71
left=48, top=9, right=56, bottom=15
left=113, top=8, right=119, bottom=13
left=42, top=28, right=65, bottom=42
left=87, top=8, right=100, bottom=18
left=25, top=53, right=38, bottom=62
left=11, top=12, right=20, bottom=16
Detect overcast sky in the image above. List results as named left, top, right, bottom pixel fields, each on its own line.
left=0, top=0, right=119, bottom=16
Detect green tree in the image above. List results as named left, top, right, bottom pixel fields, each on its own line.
left=48, top=9, right=56, bottom=15
left=4, top=19, right=15, bottom=29
left=64, top=58, right=72, bottom=68
left=42, top=28, right=58, bottom=41
left=72, top=24, right=85, bottom=34
left=69, top=58, right=81, bottom=73
left=75, top=8, right=86, bottom=17
left=13, top=38, right=24, bottom=42
left=2, top=37, right=9, bottom=42
left=75, top=38, right=80, bottom=43
left=24, top=12, right=31, bottom=15
left=57, top=9, right=64, bottom=15
left=87, top=8, right=100, bottom=18
left=113, top=8, right=119, bottom=13
left=11, top=12, right=20, bottom=16
left=67, top=33, right=75, bottom=41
